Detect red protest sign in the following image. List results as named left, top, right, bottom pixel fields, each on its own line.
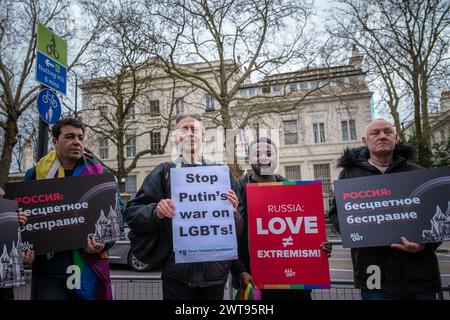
left=247, top=181, right=330, bottom=289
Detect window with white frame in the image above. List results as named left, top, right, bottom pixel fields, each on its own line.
left=341, top=119, right=357, bottom=141
left=313, top=122, right=326, bottom=143
left=125, top=134, right=136, bottom=158
left=205, top=94, right=215, bottom=111
left=272, top=85, right=282, bottom=94
left=125, top=175, right=137, bottom=194
left=125, top=103, right=135, bottom=120
left=299, top=82, right=309, bottom=90
left=285, top=165, right=301, bottom=180
left=99, top=106, right=108, bottom=120
left=98, top=137, right=109, bottom=160
left=314, top=163, right=331, bottom=195
left=149, top=100, right=160, bottom=117
left=289, top=83, right=298, bottom=92
left=150, top=131, right=161, bottom=151
left=205, top=127, right=217, bottom=157
left=283, top=120, right=298, bottom=145
left=175, top=98, right=184, bottom=114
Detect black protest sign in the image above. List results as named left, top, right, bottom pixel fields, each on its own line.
left=333, top=167, right=450, bottom=248
left=0, top=198, right=25, bottom=288
left=5, top=173, right=124, bottom=255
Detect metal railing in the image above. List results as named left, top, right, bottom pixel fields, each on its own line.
left=13, top=274, right=449, bottom=300
left=12, top=240, right=449, bottom=300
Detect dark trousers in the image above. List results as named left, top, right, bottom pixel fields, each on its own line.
left=162, top=275, right=225, bottom=300
left=0, top=288, right=14, bottom=300
left=31, top=276, right=76, bottom=300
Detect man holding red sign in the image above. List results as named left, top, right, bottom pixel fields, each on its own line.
left=231, top=138, right=331, bottom=300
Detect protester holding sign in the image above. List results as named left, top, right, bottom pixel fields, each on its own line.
left=124, top=113, right=239, bottom=300
left=23, top=118, right=122, bottom=300
left=0, top=187, right=34, bottom=300
left=329, top=118, right=441, bottom=300
left=231, top=138, right=331, bottom=300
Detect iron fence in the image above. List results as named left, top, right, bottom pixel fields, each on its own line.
left=12, top=239, right=449, bottom=300
left=13, top=274, right=448, bottom=300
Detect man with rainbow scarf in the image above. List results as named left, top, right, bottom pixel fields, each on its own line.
left=24, top=118, right=121, bottom=300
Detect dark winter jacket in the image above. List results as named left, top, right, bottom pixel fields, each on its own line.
left=124, top=158, right=240, bottom=288
left=329, top=143, right=442, bottom=294
left=231, top=171, right=288, bottom=280
left=230, top=171, right=312, bottom=300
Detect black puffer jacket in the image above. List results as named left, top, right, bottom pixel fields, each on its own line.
left=124, top=160, right=238, bottom=288
left=329, top=143, right=441, bottom=294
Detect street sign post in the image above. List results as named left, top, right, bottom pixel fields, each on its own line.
left=36, top=23, right=67, bottom=95
left=37, top=88, right=61, bottom=125
left=36, top=51, right=67, bottom=95
left=36, top=22, right=68, bottom=160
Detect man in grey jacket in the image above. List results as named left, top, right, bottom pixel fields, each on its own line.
left=124, top=113, right=239, bottom=300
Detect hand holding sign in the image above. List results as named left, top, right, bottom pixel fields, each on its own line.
left=156, top=199, right=176, bottom=219
left=391, top=236, right=425, bottom=253
left=226, top=191, right=239, bottom=213
left=18, top=208, right=27, bottom=226
left=85, top=236, right=105, bottom=254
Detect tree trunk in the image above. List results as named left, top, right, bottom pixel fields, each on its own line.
left=389, top=102, right=405, bottom=141
left=220, top=102, right=243, bottom=180
left=412, top=70, right=426, bottom=164
left=0, top=116, right=19, bottom=188
left=420, top=74, right=432, bottom=167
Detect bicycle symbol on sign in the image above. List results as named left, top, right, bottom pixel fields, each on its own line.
left=42, top=91, right=58, bottom=123
left=46, top=35, right=60, bottom=60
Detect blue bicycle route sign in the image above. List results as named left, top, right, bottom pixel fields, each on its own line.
left=37, top=88, right=61, bottom=125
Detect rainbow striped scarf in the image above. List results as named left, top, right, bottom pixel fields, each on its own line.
left=35, top=150, right=113, bottom=300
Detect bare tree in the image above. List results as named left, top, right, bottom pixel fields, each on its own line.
left=137, top=0, right=317, bottom=177
left=327, top=0, right=450, bottom=166
left=0, top=0, right=102, bottom=187
left=81, top=1, right=190, bottom=185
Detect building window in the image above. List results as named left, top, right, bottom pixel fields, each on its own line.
left=314, top=163, right=331, bottom=195
left=239, top=88, right=257, bottom=97
left=299, top=82, right=309, bottom=90
left=98, top=137, right=109, bottom=160
left=272, top=85, right=282, bottom=94
left=262, top=86, right=271, bottom=94
left=341, top=119, right=357, bottom=141
left=283, top=120, right=298, bottom=145
left=205, top=94, right=215, bottom=111
left=125, top=103, right=135, bottom=120
left=289, top=83, right=298, bottom=92
left=125, top=134, right=136, bottom=158
left=319, top=79, right=329, bottom=87
left=125, top=175, right=137, bottom=194
left=313, top=122, right=326, bottom=143
left=252, top=123, right=260, bottom=141
left=150, top=131, right=161, bottom=151
left=205, top=128, right=217, bottom=157
left=175, top=98, right=184, bottom=114
left=348, top=76, right=358, bottom=85
left=149, top=100, right=160, bottom=117
left=99, top=106, right=108, bottom=120
left=285, top=165, right=301, bottom=181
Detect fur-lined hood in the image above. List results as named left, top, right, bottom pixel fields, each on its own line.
left=337, top=142, right=417, bottom=168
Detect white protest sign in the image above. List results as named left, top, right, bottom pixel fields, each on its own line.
left=171, top=165, right=238, bottom=263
